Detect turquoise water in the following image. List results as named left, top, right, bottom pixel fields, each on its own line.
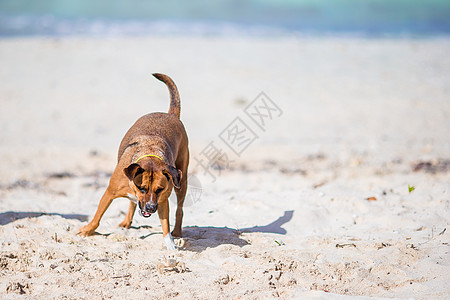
left=1, top=0, right=449, bottom=37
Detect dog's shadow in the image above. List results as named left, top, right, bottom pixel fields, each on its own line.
left=180, top=210, right=294, bottom=252
left=0, top=210, right=295, bottom=252
left=0, top=211, right=88, bottom=226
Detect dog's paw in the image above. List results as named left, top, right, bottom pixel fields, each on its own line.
left=171, top=229, right=182, bottom=238
left=164, top=233, right=178, bottom=251
left=118, top=220, right=132, bottom=229
left=77, top=224, right=97, bottom=237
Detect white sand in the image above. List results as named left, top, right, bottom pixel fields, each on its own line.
left=0, top=36, right=449, bottom=299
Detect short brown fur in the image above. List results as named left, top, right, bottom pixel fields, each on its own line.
left=78, top=73, right=189, bottom=242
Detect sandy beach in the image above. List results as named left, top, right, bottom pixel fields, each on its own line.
left=0, top=36, right=449, bottom=299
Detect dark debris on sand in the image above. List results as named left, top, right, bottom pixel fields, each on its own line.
left=412, top=159, right=450, bottom=174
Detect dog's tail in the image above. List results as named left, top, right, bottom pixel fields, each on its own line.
left=152, top=73, right=181, bottom=119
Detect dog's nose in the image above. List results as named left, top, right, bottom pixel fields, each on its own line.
left=145, top=203, right=158, bottom=214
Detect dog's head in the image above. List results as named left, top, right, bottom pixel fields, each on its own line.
left=124, top=158, right=182, bottom=218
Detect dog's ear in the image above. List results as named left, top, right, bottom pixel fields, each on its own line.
left=124, top=163, right=144, bottom=181
left=162, top=166, right=182, bottom=189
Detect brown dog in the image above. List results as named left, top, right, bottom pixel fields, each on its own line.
left=78, top=73, right=189, bottom=250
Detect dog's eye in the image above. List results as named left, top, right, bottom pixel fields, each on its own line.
left=155, top=187, right=164, bottom=194
left=139, top=187, right=147, bottom=193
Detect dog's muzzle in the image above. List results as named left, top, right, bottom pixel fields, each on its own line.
left=139, top=202, right=158, bottom=218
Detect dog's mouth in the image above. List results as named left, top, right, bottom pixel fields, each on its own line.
left=139, top=209, right=152, bottom=218
left=138, top=202, right=158, bottom=218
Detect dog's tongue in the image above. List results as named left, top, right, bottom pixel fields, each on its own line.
left=139, top=209, right=152, bottom=218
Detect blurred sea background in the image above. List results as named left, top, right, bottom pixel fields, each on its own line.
left=1, top=0, right=450, bottom=38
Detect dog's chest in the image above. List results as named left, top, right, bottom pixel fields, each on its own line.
left=126, top=193, right=138, bottom=204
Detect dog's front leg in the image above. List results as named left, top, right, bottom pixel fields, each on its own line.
left=78, top=187, right=115, bottom=236
left=157, top=200, right=177, bottom=250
